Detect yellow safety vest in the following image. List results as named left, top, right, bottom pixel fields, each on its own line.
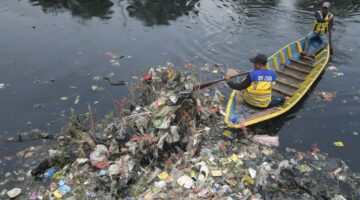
left=312, top=11, right=333, bottom=35
left=242, top=70, right=276, bottom=108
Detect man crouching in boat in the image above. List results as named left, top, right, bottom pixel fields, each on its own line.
left=301, top=2, right=333, bottom=57
left=224, top=54, right=285, bottom=108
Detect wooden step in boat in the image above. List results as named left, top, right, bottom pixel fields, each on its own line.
left=225, top=37, right=330, bottom=128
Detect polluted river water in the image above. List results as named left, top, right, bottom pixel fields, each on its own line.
left=0, top=0, right=360, bottom=198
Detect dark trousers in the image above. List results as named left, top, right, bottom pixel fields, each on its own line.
left=267, top=94, right=285, bottom=108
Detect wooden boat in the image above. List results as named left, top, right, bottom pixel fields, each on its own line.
left=225, top=37, right=330, bottom=128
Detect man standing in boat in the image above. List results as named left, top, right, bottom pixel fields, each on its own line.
left=301, top=2, right=334, bottom=57
left=225, top=54, right=285, bottom=108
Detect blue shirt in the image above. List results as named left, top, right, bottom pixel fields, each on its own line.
left=227, top=69, right=277, bottom=90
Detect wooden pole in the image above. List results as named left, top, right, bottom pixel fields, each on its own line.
left=194, top=71, right=249, bottom=90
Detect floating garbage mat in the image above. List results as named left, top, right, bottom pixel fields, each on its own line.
left=1, top=64, right=360, bottom=200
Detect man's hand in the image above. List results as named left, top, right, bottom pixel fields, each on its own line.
left=225, top=69, right=239, bottom=81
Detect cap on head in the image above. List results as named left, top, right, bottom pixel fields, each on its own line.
left=250, top=53, right=268, bottom=65
left=322, top=2, right=331, bottom=9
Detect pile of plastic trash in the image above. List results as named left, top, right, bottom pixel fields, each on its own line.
left=1, top=64, right=360, bottom=199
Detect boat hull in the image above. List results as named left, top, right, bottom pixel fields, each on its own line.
left=225, top=37, right=330, bottom=128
